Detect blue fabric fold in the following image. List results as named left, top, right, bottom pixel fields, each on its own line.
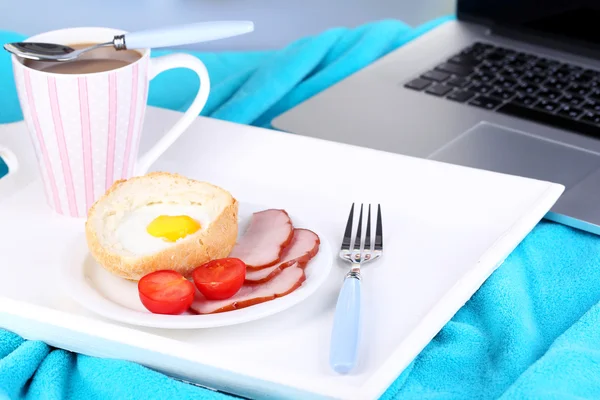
left=2, top=15, right=600, bottom=400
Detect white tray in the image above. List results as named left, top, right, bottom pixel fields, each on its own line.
left=0, top=107, right=563, bottom=399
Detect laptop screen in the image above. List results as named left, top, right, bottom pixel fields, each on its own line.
left=458, top=0, right=599, bottom=50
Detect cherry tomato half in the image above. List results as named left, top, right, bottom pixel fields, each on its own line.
left=192, top=258, right=246, bottom=300
left=138, top=270, right=195, bottom=315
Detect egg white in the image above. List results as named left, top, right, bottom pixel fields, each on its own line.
left=115, top=203, right=214, bottom=256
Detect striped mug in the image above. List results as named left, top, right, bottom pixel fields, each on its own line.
left=11, top=27, right=210, bottom=218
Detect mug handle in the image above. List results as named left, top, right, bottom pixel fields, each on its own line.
left=134, top=53, right=210, bottom=176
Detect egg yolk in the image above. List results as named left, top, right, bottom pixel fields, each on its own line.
left=146, top=215, right=200, bottom=242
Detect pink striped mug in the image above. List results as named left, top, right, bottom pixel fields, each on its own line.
left=11, top=27, right=210, bottom=218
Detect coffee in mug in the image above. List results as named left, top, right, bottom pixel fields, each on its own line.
left=23, top=42, right=143, bottom=74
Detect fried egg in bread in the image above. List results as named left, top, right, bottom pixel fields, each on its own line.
left=86, top=172, right=239, bottom=281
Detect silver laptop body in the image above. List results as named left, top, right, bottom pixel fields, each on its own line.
left=273, top=2, right=600, bottom=234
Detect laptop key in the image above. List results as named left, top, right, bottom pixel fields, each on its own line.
left=447, top=77, right=469, bottom=88
left=581, top=111, right=600, bottom=125
left=557, top=105, right=583, bottom=119
left=489, top=88, right=515, bottom=100
left=461, top=44, right=481, bottom=55
left=470, top=82, right=493, bottom=94
left=404, top=78, right=432, bottom=91
left=435, top=62, right=473, bottom=76
left=545, top=60, right=563, bottom=70
left=468, top=95, right=502, bottom=110
left=476, top=72, right=495, bottom=83
left=448, top=54, right=481, bottom=66
left=498, top=102, right=600, bottom=138
left=499, top=69, right=521, bottom=80
left=513, top=93, right=538, bottom=106
left=425, top=84, right=453, bottom=96
left=566, top=83, right=590, bottom=97
left=522, top=72, right=545, bottom=84
left=516, top=82, right=537, bottom=94
left=535, top=99, right=561, bottom=113
left=570, top=73, right=592, bottom=84
left=447, top=89, right=476, bottom=103
left=588, top=90, right=600, bottom=102
left=538, top=88, right=562, bottom=101
left=553, top=67, right=572, bottom=79
left=545, top=78, right=569, bottom=91
left=421, top=70, right=450, bottom=82
left=521, top=54, right=539, bottom=64
left=584, top=99, right=600, bottom=113
left=463, top=43, right=491, bottom=57
left=588, top=80, right=600, bottom=89
left=534, top=59, right=553, bottom=69
left=479, top=63, right=501, bottom=74
left=507, top=59, right=527, bottom=69
left=562, top=93, right=585, bottom=106
left=530, top=64, right=549, bottom=75
left=496, top=77, right=518, bottom=89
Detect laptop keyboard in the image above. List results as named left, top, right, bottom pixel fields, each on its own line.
left=404, top=42, right=600, bottom=137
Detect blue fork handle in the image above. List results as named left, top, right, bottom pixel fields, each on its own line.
left=329, top=274, right=362, bottom=374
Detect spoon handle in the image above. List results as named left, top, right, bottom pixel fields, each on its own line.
left=123, top=21, right=254, bottom=50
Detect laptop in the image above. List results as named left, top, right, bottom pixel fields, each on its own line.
left=272, top=0, right=600, bottom=234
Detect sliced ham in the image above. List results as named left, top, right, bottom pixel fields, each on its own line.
left=229, top=209, right=293, bottom=269
left=245, top=229, right=320, bottom=283
left=190, top=263, right=305, bottom=314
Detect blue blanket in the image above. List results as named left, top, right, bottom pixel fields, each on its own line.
left=2, top=16, right=600, bottom=400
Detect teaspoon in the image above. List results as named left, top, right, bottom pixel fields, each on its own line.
left=3, top=20, right=254, bottom=62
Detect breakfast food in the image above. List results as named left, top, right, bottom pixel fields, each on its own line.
left=245, top=229, right=320, bottom=283
left=191, top=258, right=246, bottom=300
left=190, top=263, right=306, bottom=314
left=86, top=171, right=322, bottom=316
left=228, top=209, right=293, bottom=269
left=138, top=270, right=195, bottom=315
left=188, top=227, right=320, bottom=314
left=86, top=172, right=239, bottom=281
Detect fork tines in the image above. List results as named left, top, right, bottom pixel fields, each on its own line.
left=341, top=203, right=383, bottom=252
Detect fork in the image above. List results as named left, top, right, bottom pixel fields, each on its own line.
left=330, top=203, right=383, bottom=374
